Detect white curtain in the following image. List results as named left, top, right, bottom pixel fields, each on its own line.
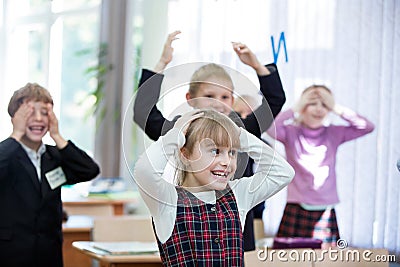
left=149, top=0, right=400, bottom=256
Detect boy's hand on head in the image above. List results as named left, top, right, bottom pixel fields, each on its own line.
left=47, top=103, right=59, bottom=136
left=231, top=42, right=270, bottom=75
left=154, top=30, right=181, bottom=73
left=47, top=103, right=68, bottom=149
left=10, top=102, right=33, bottom=141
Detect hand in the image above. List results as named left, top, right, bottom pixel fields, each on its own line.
left=317, top=88, right=335, bottom=111
left=47, top=103, right=59, bottom=138
left=232, top=42, right=270, bottom=75
left=47, top=104, right=68, bottom=149
left=10, top=102, right=33, bottom=141
left=154, top=30, right=181, bottom=73
left=294, top=89, right=319, bottom=113
left=174, top=110, right=204, bottom=136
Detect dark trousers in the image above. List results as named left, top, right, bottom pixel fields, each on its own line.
left=242, top=209, right=255, bottom=251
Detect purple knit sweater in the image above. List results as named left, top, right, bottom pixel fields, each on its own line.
left=268, top=109, right=374, bottom=205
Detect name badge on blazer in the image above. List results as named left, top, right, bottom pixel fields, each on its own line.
left=45, top=167, right=67, bottom=189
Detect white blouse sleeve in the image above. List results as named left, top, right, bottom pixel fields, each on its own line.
left=231, top=128, right=295, bottom=214
left=134, top=128, right=184, bottom=218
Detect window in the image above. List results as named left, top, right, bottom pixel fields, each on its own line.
left=0, top=0, right=101, bottom=154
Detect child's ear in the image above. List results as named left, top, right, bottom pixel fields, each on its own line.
left=186, top=92, right=195, bottom=107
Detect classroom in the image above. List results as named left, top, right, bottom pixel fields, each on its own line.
left=0, top=0, right=398, bottom=266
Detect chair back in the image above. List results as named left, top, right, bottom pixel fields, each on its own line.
left=92, top=215, right=156, bottom=242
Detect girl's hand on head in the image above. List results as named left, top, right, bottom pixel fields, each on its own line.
left=174, top=110, right=204, bottom=136
left=10, top=102, right=33, bottom=141
left=294, top=89, right=319, bottom=113
left=154, top=30, right=181, bottom=73
left=231, top=42, right=270, bottom=75
left=317, top=88, right=335, bottom=111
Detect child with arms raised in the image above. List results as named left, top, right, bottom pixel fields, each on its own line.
left=133, top=31, right=286, bottom=251
left=134, top=109, right=294, bottom=266
left=267, top=85, right=374, bottom=248
left=134, top=31, right=284, bottom=141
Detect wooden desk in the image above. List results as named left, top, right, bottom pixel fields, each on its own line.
left=63, top=198, right=131, bottom=216
left=73, top=241, right=162, bottom=267
left=62, top=215, right=93, bottom=267
left=62, top=187, right=139, bottom=216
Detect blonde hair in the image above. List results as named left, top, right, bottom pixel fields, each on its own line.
left=175, top=109, right=240, bottom=185
left=295, top=84, right=333, bottom=125
left=302, top=84, right=332, bottom=95
left=188, top=63, right=234, bottom=97
left=8, top=83, right=53, bottom=117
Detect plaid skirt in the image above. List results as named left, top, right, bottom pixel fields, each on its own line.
left=277, top=203, right=340, bottom=245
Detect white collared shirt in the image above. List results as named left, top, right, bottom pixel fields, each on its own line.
left=20, top=142, right=46, bottom=181
left=134, top=128, right=295, bottom=243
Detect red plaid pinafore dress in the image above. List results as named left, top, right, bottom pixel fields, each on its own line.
left=154, top=186, right=244, bottom=267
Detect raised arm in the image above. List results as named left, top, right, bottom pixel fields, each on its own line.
left=154, top=30, right=181, bottom=73
left=232, top=43, right=285, bottom=135
left=134, top=110, right=202, bottom=216
left=331, top=105, right=375, bottom=142
left=232, top=42, right=270, bottom=76
left=46, top=103, right=99, bottom=182
left=133, top=69, right=172, bottom=140
left=317, top=88, right=375, bottom=142
left=47, top=103, right=68, bottom=149
left=133, top=31, right=181, bottom=140
left=134, top=127, right=181, bottom=216
left=57, top=141, right=100, bottom=184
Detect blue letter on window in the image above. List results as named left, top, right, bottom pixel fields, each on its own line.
left=271, top=32, right=288, bottom=64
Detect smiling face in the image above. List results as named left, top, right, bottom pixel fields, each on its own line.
left=187, top=63, right=235, bottom=116
left=8, top=83, right=53, bottom=150
left=300, top=88, right=330, bottom=129
left=182, top=138, right=237, bottom=191
left=186, top=77, right=234, bottom=115
left=176, top=109, right=240, bottom=191
left=21, top=101, right=49, bottom=150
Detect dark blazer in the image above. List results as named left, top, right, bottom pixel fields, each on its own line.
left=134, top=63, right=285, bottom=141
left=0, top=138, right=100, bottom=267
left=133, top=64, right=285, bottom=251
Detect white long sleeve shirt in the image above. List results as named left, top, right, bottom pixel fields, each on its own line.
left=134, top=128, right=294, bottom=243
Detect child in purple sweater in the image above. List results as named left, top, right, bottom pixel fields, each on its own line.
left=267, top=85, right=374, bottom=248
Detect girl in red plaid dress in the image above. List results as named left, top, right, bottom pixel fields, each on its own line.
left=134, top=109, right=294, bottom=266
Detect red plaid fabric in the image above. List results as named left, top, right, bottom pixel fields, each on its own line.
left=277, top=203, right=340, bottom=245
left=155, top=186, right=244, bottom=267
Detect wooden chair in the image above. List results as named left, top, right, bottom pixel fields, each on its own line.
left=254, top=218, right=266, bottom=241
left=63, top=204, right=114, bottom=217
left=92, top=215, right=157, bottom=242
